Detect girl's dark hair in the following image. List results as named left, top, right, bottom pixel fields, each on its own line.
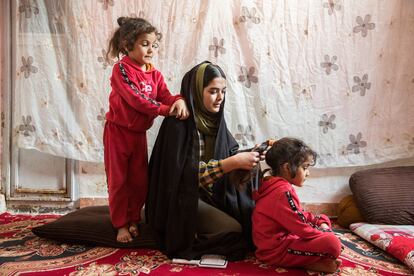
left=106, top=17, right=162, bottom=60
left=203, top=64, right=226, bottom=88
left=265, top=137, right=317, bottom=178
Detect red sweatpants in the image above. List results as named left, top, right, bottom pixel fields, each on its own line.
left=103, top=121, right=148, bottom=229
left=276, top=232, right=342, bottom=267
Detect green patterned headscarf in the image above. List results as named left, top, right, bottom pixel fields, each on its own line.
left=192, top=63, right=220, bottom=162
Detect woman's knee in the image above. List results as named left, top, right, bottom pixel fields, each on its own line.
left=197, top=199, right=241, bottom=236
left=221, top=216, right=242, bottom=233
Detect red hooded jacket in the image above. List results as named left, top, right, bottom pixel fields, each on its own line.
left=106, top=56, right=182, bottom=132
left=252, top=176, right=332, bottom=264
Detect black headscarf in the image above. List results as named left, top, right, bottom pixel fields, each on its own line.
left=146, top=61, right=255, bottom=260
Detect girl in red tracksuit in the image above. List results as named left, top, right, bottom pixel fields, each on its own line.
left=104, top=17, right=189, bottom=243
left=252, top=138, right=342, bottom=273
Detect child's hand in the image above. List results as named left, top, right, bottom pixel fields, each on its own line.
left=320, top=223, right=330, bottom=230
left=169, top=99, right=189, bottom=120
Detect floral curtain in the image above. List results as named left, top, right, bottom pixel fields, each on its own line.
left=12, top=0, right=414, bottom=167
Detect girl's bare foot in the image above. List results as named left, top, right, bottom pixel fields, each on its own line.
left=129, top=222, right=139, bottom=238
left=304, top=258, right=340, bottom=273
left=335, top=259, right=342, bottom=270
left=117, top=226, right=133, bottom=243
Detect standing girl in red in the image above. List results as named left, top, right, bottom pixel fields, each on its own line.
left=252, top=138, right=342, bottom=273
left=104, top=17, right=188, bottom=243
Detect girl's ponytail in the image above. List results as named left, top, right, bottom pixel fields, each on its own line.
left=117, top=17, right=127, bottom=26
left=106, top=28, right=122, bottom=60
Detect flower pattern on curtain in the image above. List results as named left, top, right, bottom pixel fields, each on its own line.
left=13, top=0, right=414, bottom=167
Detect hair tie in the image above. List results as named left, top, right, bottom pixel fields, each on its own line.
left=268, top=139, right=277, bottom=146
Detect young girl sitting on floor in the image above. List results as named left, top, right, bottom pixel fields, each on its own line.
left=252, top=137, right=342, bottom=273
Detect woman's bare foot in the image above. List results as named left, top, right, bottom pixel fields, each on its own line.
left=117, top=226, right=133, bottom=243
left=304, top=258, right=341, bottom=273
left=129, top=222, right=139, bottom=238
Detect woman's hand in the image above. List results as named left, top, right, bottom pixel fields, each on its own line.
left=251, top=143, right=269, bottom=161
left=220, top=152, right=260, bottom=173
left=169, top=99, right=189, bottom=120
left=252, top=139, right=277, bottom=160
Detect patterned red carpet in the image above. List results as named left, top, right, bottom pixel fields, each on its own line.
left=0, top=212, right=412, bottom=275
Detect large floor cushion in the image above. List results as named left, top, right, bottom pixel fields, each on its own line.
left=349, top=166, right=414, bottom=225
left=350, top=223, right=414, bottom=271
left=32, top=205, right=159, bottom=248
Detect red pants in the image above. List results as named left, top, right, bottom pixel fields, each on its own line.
left=103, top=121, right=148, bottom=229
left=276, top=232, right=342, bottom=267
